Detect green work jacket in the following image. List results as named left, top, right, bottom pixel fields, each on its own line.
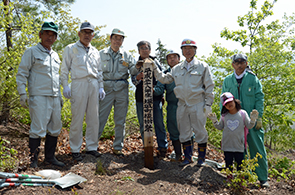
left=221, top=71, right=264, bottom=118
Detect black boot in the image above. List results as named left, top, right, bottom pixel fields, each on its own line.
left=29, top=138, right=41, bottom=168
left=44, top=134, right=65, bottom=167
left=172, top=140, right=182, bottom=161
left=197, top=142, right=207, bottom=167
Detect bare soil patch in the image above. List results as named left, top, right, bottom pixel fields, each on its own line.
left=0, top=122, right=294, bottom=194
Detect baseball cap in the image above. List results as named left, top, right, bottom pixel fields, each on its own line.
left=180, top=38, right=197, bottom=48
left=220, top=92, right=234, bottom=106
left=111, top=28, right=125, bottom=37
left=166, top=50, right=180, bottom=59
left=80, top=22, right=94, bottom=31
left=41, top=22, right=58, bottom=34
left=232, top=54, right=247, bottom=63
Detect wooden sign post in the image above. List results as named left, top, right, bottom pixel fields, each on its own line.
left=143, top=58, right=154, bottom=170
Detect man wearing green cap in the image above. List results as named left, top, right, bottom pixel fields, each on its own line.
left=16, top=21, right=65, bottom=168
left=98, top=28, right=139, bottom=157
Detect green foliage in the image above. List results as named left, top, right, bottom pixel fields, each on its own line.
left=206, top=0, right=295, bottom=150
left=0, top=136, right=18, bottom=171
left=268, top=154, right=295, bottom=181
left=221, top=153, right=261, bottom=193
left=0, top=1, right=48, bottom=124
left=52, top=4, right=109, bottom=56
left=12, top=0, right=76, bottom=16
left=116, top=176, right=134, bottom=182
left=155, top=39, right=168, bottom=68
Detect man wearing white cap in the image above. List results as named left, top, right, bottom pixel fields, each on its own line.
left=16, top=21, right=65, bottom=167
left=98, top=28, right=138, bottom=157
left=153, top=50, right=182, bottom=161
left=61, top=22, right=105, bottom=161
left=137, top=39, right=214, bottom=166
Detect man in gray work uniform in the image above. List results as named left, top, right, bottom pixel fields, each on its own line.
left=98, top=28, right=139, bottom=157
left=16, top=21, right=65, bottom=168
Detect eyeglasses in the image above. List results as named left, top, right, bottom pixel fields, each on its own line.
left=234, top=61, right=246, bottom=65
left=81, top=30, right=94, bottom=35
left=139, top=47, right=150, bottom=51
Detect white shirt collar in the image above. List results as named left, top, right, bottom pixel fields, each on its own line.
left=234, top=69, right=246, bottom=79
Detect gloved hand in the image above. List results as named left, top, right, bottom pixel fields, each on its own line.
left=99, top=88, right=105, bottom=100
left=135, top=60, right=144, bottom=69
left=20, top=94, right=29, bottom=108
left=250, top=109, right=259, bottom=123
left=204, top=105, right=212, bottom=118
left=208, top=113, right=218, bottom=124
left=255, top=117, right=262, bottom=130
left=63, top=86, right=71, bottom=99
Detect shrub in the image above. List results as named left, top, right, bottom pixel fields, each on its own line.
left=221, top=153, right=261, bottom=194
left=0, top=136, right=18, bottom=172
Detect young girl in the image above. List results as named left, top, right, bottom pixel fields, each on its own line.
left=208, top=92, right=258, bottom=171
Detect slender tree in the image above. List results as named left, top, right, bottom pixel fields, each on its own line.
left=206, top=0, right=295, bottom=150
left=155, top=39, right=168, bottom=67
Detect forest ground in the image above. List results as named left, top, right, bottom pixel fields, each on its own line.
left=0, top=122, right=294, bottom=195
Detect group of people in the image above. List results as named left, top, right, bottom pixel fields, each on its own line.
left=16, top=21, right=269, bottom=187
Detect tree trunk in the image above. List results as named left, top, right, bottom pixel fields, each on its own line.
left=1, top=0, right=12, bottom=125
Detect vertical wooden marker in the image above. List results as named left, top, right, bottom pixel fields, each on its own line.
left=143, top=58, right=154, bottom=170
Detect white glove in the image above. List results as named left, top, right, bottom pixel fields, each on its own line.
left=250, top=109, right=259, bottom=123
left=20, top=94, right=29, bottom=108
left=99, top=88, right=105, bottom=100
left=63, top=86, right=71, bottom=99
left=204, top=105, right=212, bottom=118
left=208, top=113, right=218, bottom=124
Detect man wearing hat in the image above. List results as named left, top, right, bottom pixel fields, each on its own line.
left=153, top=50, right=182, bottom=161
left=61, top=22, right=105, bottom=161
left=98, top=28, right=138, bottom=157
left=132, top=40, right=168, bottom=158
left=16, top=21, right=65, bottom=167
left=137, top=39, right=214, bottom=166
left=221, top=53, right=269, bottom=187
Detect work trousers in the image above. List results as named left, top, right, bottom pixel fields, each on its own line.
left=247, top=128, right=268, bottom=181
left=29, top=96, right=62, bottom=138
left=69, top=78, right=100, bottom=153
left=177, top=101, right=208, bottom=144
left=98, top=87, right=129, bottom=150
left=166, top=102, right=179, bottom=141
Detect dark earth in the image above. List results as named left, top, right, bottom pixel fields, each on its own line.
left=0, top=121, right=295, bottom=195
